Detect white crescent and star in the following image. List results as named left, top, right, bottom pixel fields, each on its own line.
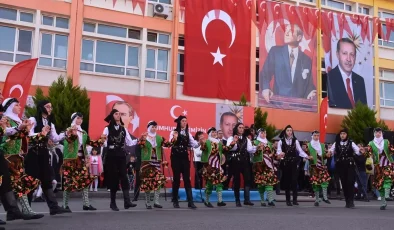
left=201, top=9, right=236, bottom=66
left=9, top=84, right=23, bottom=98
left=324, top=114, right=328, bottom=129
left=170, top=105, right=187, bottom=119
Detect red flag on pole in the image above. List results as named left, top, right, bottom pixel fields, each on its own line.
left=183, top=0, right=251, bottom=101
left=2, top=58, right=38, bottom=115
left=319, top=97, right=328, bottom=143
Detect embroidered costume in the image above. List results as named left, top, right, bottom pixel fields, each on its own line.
left=253, top=128, right=277, bottom=207
left=62, top=112, right=102, bottom=211
left=103, top=109, right=138, bottom=211
left=277, top=125, right=309, bottom=206
left=0, top=98, right=42, bottom=219
left=226, top=123, right=256, bottom=207
left=329, top=129, right=360, bottom=209
left=200, top=127, right=227, bottom=208
left=365, top=127, right=394, bottom=210
left=138, top=121, right=172, bottom=209
left=307, top=131, right=331, bottom=206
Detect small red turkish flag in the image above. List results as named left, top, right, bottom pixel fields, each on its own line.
left=319, top=97, right=328, bottom=143
left=183, top=0, right=251, bottom=101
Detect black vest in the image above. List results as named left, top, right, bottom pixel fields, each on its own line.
left=335, top=140, right=354, bottom=160
left=171, top=131, right=189, bottom=159
left=281, top=138, right=297, bottom=158
left=107, top=125, right=126, bottom=157
left=33, top=117, right=52, bottom=134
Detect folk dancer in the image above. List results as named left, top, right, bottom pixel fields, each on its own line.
left=103, top=109, right=138, bottom=211
left=365, top=127, right=394, bottom=210
left=307, top=130, right=331, bottom=206
left=253, top=128, right=278, bottom=207
left=0, top=98, right=43, bottom=219
left=0, top=116, right=38, bottom=223
left=199, top=127, right=227, bottom=208
left=25, top=100, right=70, bottom=215
left=170, top=115, right=199, bottom=209
left=62, top=112, right=105, bottom=211
left=277, top=125, right=312, bottom=206
left=226, top=123, right=256, bottom=207
left=138, top=121, right=173, bottom=209
left=328, top=129, right=360, bottom=209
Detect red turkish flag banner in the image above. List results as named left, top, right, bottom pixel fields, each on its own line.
left=319, top=97, right=328, bottom=143
left=183, top=0, right=251, bottom=101
left=131, top=0, right=146, bottom=16
left=2, top=58, right=38, bottom=115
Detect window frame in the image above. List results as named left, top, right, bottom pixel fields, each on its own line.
left=379, top=70, right=394, bottom=107
left=38, top=32, right=69, bottom=69
left=147, top=31, right=171, bottom=45
left=378, top=23, right=394, bottom=48
left=41, top=14, right=69, bottom=29
left=145, top=47, right=170, bottom=81
left=148, top=0, right=172, bottom=5
left=177, top=52, right=184, bottom=83
left=80, top=38, right=141, bottom=78
left=0, top=26, right=33, bottom=63
left=322, top=0, right=353, bottom=12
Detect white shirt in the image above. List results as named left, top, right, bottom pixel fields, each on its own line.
left=338, top=65, right=354, bottom=98
left=276, top=138, right=308, bottom=158
left=28, top=117, right=65, bottom=143
left=102, top=126, right=137, bottom=147
left=288, top=46, right=299, bottom=83
left=169, top=130, right=199, bottom=148
left=329, top=141, right=360, bottom=155
left=193, top=146, right=202, bottom=162
left=226, top=136, right=257, bottom=155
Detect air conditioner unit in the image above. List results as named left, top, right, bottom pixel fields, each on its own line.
left=153, top=3, right=170, bottom=19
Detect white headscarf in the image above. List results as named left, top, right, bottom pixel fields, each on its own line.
left=310, top=132, right=322, bottom=155
left=71, top=112, right=83, bottom=146
left=373, top=132, right=384, bottom=153
left=2, top=98, right=22, bottom=124
left=208, top=132, right=219, bottom=144
left=256, top=130, right=268, bottom=144
left=147, top=120, right=157, bottom=147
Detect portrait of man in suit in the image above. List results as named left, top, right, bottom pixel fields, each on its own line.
left=259, top=24, right=316, bottom=103
left=327, top=38, right=367, bottom=109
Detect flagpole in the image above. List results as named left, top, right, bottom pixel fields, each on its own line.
left=373, top=0, right=380, bottom=119
left=317, top=0, right=322, bottom=112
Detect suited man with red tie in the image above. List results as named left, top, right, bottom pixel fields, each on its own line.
left=327, top=38, right=367, bottom=109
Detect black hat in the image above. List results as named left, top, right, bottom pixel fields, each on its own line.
left=257, top=128, right=266, bottom=134
left=279, top=125, right=295, bottom=139
left=104, top=109, right=124, bottom=125
left=147, top=120, right=158, bottom=128
left=2, top=98, right=19, bottom=112
left=207, top=127, right=216, bottom=134
left=311, top=130, right=319, bottom=135
left=374, top=127, right=383, bottom=133
left=37, top=100, right=51, bottom=115
left=174, top=115, right=187, bottom=123
left=71, top=112, right=83, bottom=122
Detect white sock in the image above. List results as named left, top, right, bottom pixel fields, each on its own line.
left=94, top=178, right=98, bottom=190
left=36, top=185, right=43, bottom=197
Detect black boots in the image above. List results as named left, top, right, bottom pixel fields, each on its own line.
left=243, top=187, right=254, bottom=206
left=234, top=188, right=242, bottom=207
left=123, top=189, right=137, bottom=209
left=292, top=189, right=299, bottom=206
left=110, top=190, right=119, bottom=211
left=186, top=188, right=197, bottom=209
left=43, top=189, right=70, bottom=215
left=3, top=191, right=33, bottom=221
left=285, top=190, right=292, bottom=206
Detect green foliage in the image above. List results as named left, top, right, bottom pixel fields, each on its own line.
left=254, top=107, right=280, bottom=141
left=341, top=101, right=389, bottom=144
left=24, top=76, right=90, bottom=132
left=233, top=93, right=248, bottom=106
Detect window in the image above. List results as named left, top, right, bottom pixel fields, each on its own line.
left=323, top=0, right=352, bottom=12
left=322, top=73, right=327, bottom=98
left=0, top=7, right=34, bottom=22
left=379, top=70, right=394, bottom=107
left=178, top=36, right=184, bottom=47
left=148, top=0, right=172, bottom=4
left=358, top=6, right=370, bottom=15
left=378, top=24, right=394, bottom=48
left=147, top=32, right=170, bottom=45
left=39, top=33, right=68, bottom=69
left=255, top=63, right=259, bottom=91
left=83, top=22, right=141, bottom=40
left=42, top=15, right=69, bottom=29
left=0, top=26, right=32, bottom=62
left=80, top=39, right=140, bottom=77
left=146, top=48, right=169, bottom=80
left=177, top=53, right=184, bottom=82
left=379, top=11, right=394, bottom=19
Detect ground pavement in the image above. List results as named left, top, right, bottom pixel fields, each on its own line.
left=1, top=197, right=393, bottom=230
